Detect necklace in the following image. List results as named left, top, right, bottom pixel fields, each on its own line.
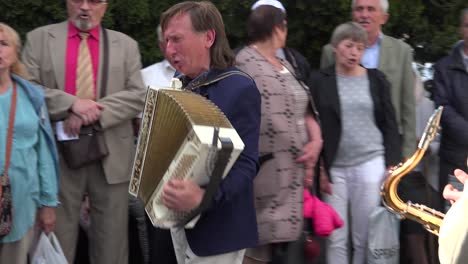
left=250, top=45, right=284, bottom=71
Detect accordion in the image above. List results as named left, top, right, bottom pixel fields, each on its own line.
left=129, top=86, right=244, bottom=229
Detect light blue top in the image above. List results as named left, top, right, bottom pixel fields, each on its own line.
left=361, top=32, right=383, bottom=69
left=0, top=75, right=58, bottom=243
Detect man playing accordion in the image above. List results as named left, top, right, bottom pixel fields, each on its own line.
left=157, top=1, right=261, bottom=263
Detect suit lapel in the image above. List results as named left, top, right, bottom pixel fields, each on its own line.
left=378, top=35, right=393, bottom=71
left=49, top=22, right=68, bottom=91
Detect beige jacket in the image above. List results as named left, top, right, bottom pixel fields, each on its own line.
left=22, top=21, right=146, bottom=184
left=236, top=46, right=307, bottom=244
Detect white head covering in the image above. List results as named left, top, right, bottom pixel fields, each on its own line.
left=251, top=0, right=286, bottom=13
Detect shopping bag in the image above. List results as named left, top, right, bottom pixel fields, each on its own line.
left=31, top=232, right=68, bottom=264
left=367, top=206, right=401, bottom=264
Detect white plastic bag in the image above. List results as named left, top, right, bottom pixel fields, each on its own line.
left=31, top=232, right=68, bottom=264
left=367, top=206, right=401, bottom=264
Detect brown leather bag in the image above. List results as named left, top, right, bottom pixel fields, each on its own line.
left=0, top=82, right=17, bottom=237
left=59, top=124, right=109, bottom=169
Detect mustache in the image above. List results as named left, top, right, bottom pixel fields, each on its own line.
left=77, top=11, right=90, bottom=16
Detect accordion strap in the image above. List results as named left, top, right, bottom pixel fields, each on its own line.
left=206, top=70, right=252, bottom=85
left=180, top=128, right=234, bottom=227
left=189, top=69, right=252, bottom=91
left=3, top=82, right=16, bottom=175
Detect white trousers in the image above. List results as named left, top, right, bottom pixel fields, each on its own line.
left=171, top=228, right=245, bottom=264
left=323, top=155, right=386, bottom=264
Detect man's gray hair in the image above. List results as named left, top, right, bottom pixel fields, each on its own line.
left=330, top=21, right=368, bottom=48
left=352, top=0, right=388, bottom=13
left=157, top=24, right=163, bottom=43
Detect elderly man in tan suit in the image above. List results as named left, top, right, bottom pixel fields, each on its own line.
left=321, top=0, right=416, bottom=159
left=22, top=0, right=146, bottom=263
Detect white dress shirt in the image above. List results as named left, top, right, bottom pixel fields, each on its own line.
left=141, top=59, right=176, bottom=88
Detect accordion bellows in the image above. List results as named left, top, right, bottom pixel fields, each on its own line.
left=129, top=87, right=244, bottom=228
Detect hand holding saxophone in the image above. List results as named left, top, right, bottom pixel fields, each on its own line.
left=443, top=169, right=468, bottom=204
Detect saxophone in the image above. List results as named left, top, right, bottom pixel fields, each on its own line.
left=381, top=106, right=444, bottom=236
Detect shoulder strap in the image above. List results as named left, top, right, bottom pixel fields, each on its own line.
left=208, top=69, right=252, bottom=84
left=282, top=51, right=321, bottom=123
left=284, top=48, right=299, bottom=74
left=99, top=28, right=109, bottom=99
left=191, top=69, right=253, bottom=90
left=3, top=82, right=17, bottom=176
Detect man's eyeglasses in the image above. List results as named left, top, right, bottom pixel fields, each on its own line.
left=70, top=0, right=107, bottom=5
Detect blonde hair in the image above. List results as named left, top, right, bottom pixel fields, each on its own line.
left=0, top=23, right=29, bottom=79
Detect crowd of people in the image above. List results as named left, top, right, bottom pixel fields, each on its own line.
left=0, top=0, right=467, bottom=264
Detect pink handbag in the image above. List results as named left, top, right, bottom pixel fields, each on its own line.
left=303, top=189, right=343, bottom=237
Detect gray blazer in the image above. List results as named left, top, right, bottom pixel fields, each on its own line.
left=320, top=34, right=416, bottom=158
left=22, top=21, right=146, bottom=184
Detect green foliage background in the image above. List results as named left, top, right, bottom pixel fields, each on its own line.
left=1, top=0, right=467, bottom=68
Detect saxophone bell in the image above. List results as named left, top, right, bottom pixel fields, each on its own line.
left=381, top=106, right=445, bottom=236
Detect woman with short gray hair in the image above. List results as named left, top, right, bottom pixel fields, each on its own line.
left=330, top=22, right=368, bottom=48
left=310, top=21, right=402, bottom=264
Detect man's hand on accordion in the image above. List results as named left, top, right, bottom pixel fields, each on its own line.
left=162, top=179, right=205, bottom=212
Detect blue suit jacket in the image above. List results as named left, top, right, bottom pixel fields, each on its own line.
left=433, top=41, right=468, bottom=166
left=182, top=67, right=261, bottom=256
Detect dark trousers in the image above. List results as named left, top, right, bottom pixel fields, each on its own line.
left=146, top=216, right=178, bottom=264
left=398, top=171, right=440, bottom=264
